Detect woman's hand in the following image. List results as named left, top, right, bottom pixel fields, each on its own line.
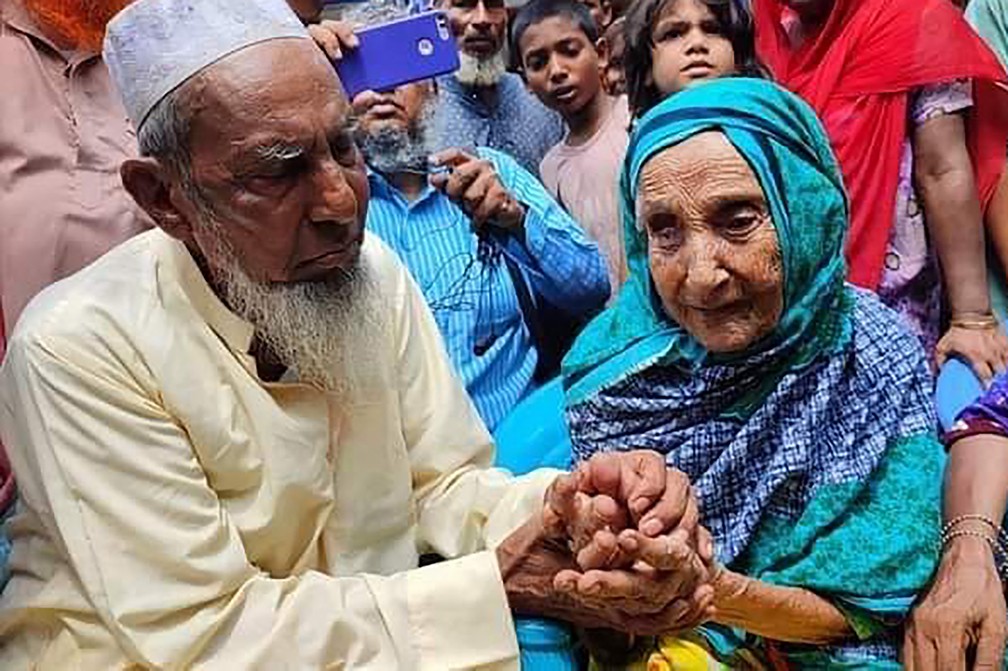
left=936, top=324, right=1008, bottom=387
left=904, top=535, right=1007, bottom=670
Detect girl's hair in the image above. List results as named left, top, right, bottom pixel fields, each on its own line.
left=623, top=0, right=767, bottom=117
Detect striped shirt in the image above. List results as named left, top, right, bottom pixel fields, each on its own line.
left=433, top=74, right=566, bottom=177
left=366, top=147, right=609, bottom=430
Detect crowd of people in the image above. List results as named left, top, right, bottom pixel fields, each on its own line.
left=0, top=0, right=1007, bottom=668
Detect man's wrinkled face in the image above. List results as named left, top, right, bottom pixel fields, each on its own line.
left=351, top=81, right=435, bottom=137
left=150, top=39, right=380, bottom=391
left=179, top=39, right=369, bottom=286
left=639, top=132, right=784, bottom=353
left=440, top=0, right=508, bottom=58
left=25, top=0, right=132, bottom=52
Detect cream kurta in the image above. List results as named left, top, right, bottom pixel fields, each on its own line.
left=0, top=229, right=557, bottom=670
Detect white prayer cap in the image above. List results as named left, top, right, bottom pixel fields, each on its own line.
left=103, top=0, right=310, bottom=131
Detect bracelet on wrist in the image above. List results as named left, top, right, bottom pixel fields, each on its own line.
left=942, top=516, right=1008, bottom=582
left=950, top=313, right=999, bottom=330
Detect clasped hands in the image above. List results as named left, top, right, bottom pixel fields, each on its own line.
left=497, top=450, right=717, bottom=635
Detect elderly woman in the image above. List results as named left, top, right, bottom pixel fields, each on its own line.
left=561, top=78, right=946, bottom=668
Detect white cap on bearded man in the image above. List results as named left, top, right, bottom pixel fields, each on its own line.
left=103, top=0, right=309, bottom=130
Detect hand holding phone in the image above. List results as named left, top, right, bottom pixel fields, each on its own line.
left=307, top=19, right=360, bottom=61
left=327, top=12, right=460, bottom=97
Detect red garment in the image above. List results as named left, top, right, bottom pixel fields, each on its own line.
left=754, top=0, right=1008, bottom=289
left=0, top=301, right=12, bottom=513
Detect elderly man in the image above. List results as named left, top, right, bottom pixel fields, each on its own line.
left=0, top=0, right=389, bottom=595
left=0, top=0, right=712, bottom=668
left=333, top=8, right=608, bottom=430
left=433, top=0, right=565, bottom=175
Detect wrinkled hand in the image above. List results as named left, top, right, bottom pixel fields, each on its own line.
left=544, top=451, right=717, bottom=634
left=500, top=504, right=696, bottom=633
left=554, top=531, right=717, bottom=635
left=429, top=149, right=526, bottom=236
left=904, top=536, right=1007, bottom=670
left=554, top=451, right=712, bottom=571
left=936, top=325, right=1008, bottom=387
left=307, top=20, right=359, bottom=61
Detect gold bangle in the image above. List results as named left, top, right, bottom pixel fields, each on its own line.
left=950, top=315, right=999, bottom=330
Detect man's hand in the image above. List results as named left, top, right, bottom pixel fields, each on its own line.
left=429, top=149, right=526, bottom=237
left=497, top=507, right=714, bottom=635
left=307, top=20, right=359, bottom=61
left=497, top=509, right=649, bottom=631
left=537, top=451, right=718, bottom=634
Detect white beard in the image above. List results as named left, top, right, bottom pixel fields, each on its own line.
left=192, top=204, right=384, bottom=397
left=355, top=92, right=439, bottom=174
left=454, top=50, right=508, bottom=87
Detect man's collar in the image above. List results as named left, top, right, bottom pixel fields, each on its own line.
left=2, top=0, right=99, bottom=65
left=155, top=230, right=256, bottom=358
left=367, top=166, right=438, bottom=205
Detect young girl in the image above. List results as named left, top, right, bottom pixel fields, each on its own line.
left=623, top=0, right=764, bottom=117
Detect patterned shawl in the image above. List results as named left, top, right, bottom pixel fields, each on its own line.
left=563, top=79, right=944, bottom=667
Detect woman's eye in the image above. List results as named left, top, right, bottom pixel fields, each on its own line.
left=647, top=217, right=683, bottom=247
left=720, top=214, right=761, bottom=237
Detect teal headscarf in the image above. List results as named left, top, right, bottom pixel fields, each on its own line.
left=563, top=78, right=852, bottom=413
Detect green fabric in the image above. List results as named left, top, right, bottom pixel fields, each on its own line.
left=562, top=78, right=852, bottom=416
left=697, top=433, right=945, bottom=668
left=968, top=0, right=1008, bottom=67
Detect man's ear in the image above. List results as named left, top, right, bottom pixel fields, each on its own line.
left=121, top=158, right=195, bottom=244
left=596, top=36, right=609, bottom=61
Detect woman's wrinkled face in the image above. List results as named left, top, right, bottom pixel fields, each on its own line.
left=639, top=132, right=784, bottom=352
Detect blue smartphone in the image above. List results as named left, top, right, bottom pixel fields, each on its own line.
left=335, top=11, right=460, bottom=98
